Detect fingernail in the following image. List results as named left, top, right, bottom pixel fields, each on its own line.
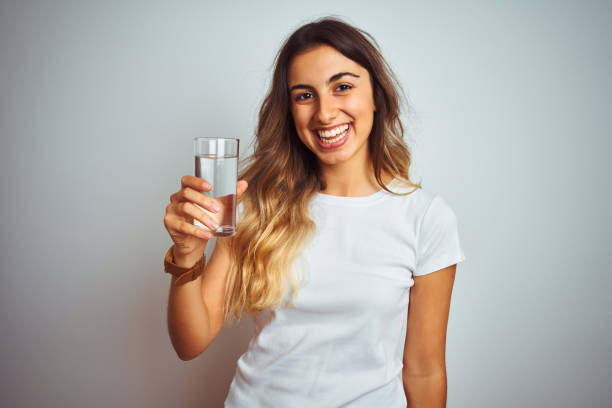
left=199, top=229, right=211, bottom=239
left=211, top=203, right=220, bottom=212
left=209, top=220, right=219, bottom=230
left=202, top=181, right=211, bottom=190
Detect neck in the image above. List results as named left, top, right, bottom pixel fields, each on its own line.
left=319, top=159, right=392, bottom=197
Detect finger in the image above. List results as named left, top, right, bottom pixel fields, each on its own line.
left=165, top=202, right=193, bottom=223
left=170, top=188, right=220, bottom=213
left=165, top=212, right=212, bottom=240
left=181, top=175, right=211, bottom=192
left=181, top=187, right=221, bottom=213
left=178, top=201, right=220, bottom=232
left=236, top=180, right=248, bottom=198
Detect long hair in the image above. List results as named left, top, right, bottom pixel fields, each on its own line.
left=224, top=17, right=421, bottom=320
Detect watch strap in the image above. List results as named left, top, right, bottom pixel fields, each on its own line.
left=164, top=245, right=206, bottom=285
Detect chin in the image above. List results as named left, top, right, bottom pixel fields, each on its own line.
left=315, top=150, right=354, bottom=166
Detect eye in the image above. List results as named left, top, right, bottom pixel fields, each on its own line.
left=335, top=83, right=352, bottom=92
left=295, top=92, right=313, bottom=102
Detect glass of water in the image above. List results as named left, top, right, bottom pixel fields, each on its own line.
left=193, top=137, right=239, bottom=237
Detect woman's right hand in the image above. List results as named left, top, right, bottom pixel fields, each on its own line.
left=163, top=175, right=222, bottom=264
left=164, top=176, right=248, bottom=264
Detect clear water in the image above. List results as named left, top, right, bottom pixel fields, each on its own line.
left=194, top=154, right=238, bottom=236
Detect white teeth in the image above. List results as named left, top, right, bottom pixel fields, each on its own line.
left=317, top=124, right=349, bottom=144
left=317, top=124, right=349, bottom=140
left=322, top=133, right=343, bottom=144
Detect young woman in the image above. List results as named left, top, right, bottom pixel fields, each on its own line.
left=163, top=18, right=465, bottom=407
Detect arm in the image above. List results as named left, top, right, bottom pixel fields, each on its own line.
left=403, top=264, right=456, bottom=407
left=166, top=238, right=233, bottom=361
left=165, top=177, right=248, bottom=361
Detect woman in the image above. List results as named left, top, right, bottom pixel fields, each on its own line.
left=163, top=17, right=465, bottom=407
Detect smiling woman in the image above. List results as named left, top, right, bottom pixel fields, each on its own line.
left=163, top=17, right=466, bottom=408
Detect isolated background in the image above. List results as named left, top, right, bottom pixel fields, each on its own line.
left=1, top=0, right=610, bottom=407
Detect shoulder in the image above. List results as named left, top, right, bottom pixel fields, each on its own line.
left=422, top=193, right=457, bottom=221
left=385, top=182, right=460, bottom=235
left=415, top=191, right=460, bottom=243
left=385, top=181, right=439, bottom=215
left=405, top=189, right=465, bottom=276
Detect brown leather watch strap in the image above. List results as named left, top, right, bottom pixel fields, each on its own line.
left=164, top=245, right=206, bottom=285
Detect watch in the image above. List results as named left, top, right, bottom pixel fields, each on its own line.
left=164, top=245, right=206, bottom=284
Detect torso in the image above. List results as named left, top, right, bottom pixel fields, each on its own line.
left=225, top=181, right=437, bottom=407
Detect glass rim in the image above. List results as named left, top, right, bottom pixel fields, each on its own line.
left=193, top=137, right=239, bottom=141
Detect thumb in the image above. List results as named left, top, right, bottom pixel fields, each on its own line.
left=236, top=180, right=248, bottom=198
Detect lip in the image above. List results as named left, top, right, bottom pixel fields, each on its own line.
left=314, top=123, right=349, bottom=132
left=312, top=123, right=351, bottom=149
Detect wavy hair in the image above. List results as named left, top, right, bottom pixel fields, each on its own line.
left=224, top=17, right=421, bottom=320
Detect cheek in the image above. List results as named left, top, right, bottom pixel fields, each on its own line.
left=290, top=109, right=312, bottom=145
left=291, top=106, right=309, bottom=128
left=347, top=96, right=375, bottom=130
left=347, top=89, right=376, bottom=116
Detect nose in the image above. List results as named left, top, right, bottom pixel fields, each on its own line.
left=315, top=94, right=338, bottom=124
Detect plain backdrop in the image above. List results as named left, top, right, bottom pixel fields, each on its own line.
left=1, top=0, right=610, bottom=407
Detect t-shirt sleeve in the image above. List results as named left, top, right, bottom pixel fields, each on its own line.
left=414, top=195, right=466, bottom=276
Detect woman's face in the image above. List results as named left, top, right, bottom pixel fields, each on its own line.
left=288, top=45, right=376, bottom=169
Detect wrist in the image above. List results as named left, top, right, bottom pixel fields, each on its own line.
left=164, top=245, right=207, bottom=285
left=172, top=245, right=205, bottom=268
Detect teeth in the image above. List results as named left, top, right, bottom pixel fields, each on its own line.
left=322, top=133, right=344, bottom=144
left=317, top=124, right=349, bottom=140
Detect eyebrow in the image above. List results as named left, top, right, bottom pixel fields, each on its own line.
left=288, top=72, right=360, bottom=93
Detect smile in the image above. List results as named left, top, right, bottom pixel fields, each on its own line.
left=316, top=123, right=350, bottom=145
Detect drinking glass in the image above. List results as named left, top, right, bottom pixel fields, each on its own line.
left=193, top=137, right=239, bottom=237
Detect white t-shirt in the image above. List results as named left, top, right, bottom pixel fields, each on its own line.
left=225, top=181, right=466, bottom=407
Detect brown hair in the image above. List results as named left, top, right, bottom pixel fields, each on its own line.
left=224, top=17, right=421, bottom=320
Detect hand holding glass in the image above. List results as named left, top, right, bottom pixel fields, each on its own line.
left=193, top=138, right=239, bottom=237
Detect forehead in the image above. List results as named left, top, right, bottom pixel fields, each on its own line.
left=287, top=44, right=368, bottom=85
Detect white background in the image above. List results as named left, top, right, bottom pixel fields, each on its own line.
left=1, top=0, right=610, bottom=406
